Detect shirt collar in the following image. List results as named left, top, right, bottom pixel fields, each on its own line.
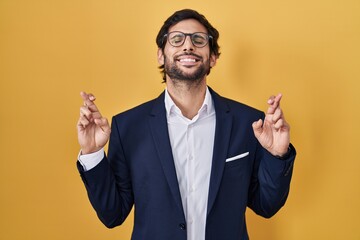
left=164, top=86, right=214, bottom=118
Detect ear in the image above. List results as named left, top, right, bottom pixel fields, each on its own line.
left=157, top=48, right=164, bottom=65
left=210, top=53, right=217, bottom=67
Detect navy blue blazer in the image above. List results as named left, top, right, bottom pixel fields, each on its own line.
left=78, top=88, right=296, bottom=240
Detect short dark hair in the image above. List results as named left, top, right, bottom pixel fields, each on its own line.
left=156, top=9, right=221, bottom=82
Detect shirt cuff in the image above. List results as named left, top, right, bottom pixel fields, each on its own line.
left=78, top=149, right=104, bottom=171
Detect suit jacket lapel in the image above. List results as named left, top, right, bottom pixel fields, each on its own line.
left=207, top=88, right=233, bottom=215
left=148, top=92, right=185, bottom=216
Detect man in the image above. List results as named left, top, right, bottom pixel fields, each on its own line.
left=77, top=9, right=296, bottom=240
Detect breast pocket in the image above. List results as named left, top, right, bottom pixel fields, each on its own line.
left=224, top=153, right=252, bottom=187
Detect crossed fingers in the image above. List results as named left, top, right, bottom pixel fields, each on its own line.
left=78, top=92, right=101, bottom=128
left=266, top=94, right=288, bottom=131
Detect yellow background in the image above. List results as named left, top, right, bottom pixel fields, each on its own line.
left=1, top=0, right=359, bottom=239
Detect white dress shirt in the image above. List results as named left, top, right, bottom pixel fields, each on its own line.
left=79, top=87, right=216, bottom=240
left=165, top=87, right=216, bottom=240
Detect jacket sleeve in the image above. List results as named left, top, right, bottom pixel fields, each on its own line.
left=77, top=116, right=134, bottom=228
left=247, top=141, right=296, bottom=218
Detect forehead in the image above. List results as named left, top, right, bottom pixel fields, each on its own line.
left=168, top=19, right=207, bottom=33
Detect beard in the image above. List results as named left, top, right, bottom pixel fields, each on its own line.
left=164, top=53, right=211, bottom=83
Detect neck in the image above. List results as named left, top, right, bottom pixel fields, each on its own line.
left=166, top=77, right=207, bottom=120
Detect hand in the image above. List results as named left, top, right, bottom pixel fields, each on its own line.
left=252, top=94, right=290, bottom=157
left=77, top=92, right=111, bottom=154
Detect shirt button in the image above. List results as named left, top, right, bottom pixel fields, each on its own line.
left=179, top=223, right=186, bottom=230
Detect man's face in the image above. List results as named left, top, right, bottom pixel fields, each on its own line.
left=158, top=19, right=217, bottom=82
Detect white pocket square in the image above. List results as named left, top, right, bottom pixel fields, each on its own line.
left=226, top=152, right=249, bottom=162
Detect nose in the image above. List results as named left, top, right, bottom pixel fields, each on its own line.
left=182, top=35, right=194, bottom=52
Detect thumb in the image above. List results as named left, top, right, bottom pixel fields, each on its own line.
left=252, top=119, right=263, bottom=139
left=94, top=117, right=111, bottom=135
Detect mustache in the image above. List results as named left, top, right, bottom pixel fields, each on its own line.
left=174, top=52, right=203, bottom=60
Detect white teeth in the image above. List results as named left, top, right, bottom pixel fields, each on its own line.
left=179, top=58, right=196, bottom=62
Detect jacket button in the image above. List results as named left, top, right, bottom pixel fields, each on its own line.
left=179, top=223, right=186, bottom=230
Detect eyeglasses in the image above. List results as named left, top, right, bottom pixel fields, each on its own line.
left=164, top=31, right=212, bottom=48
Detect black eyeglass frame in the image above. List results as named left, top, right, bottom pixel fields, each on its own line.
left=163, top=31, right=213, bottom=48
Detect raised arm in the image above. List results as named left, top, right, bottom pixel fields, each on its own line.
left=76, top=92, right=133, bottom=228
left=248, top=94, right=295, bottom=218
